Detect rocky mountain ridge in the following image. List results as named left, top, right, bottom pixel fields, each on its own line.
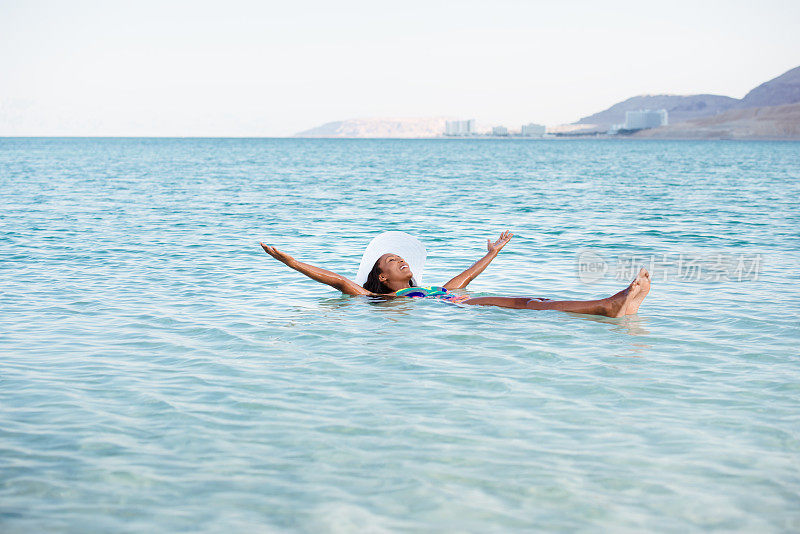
left=576, top=65, right=800, bottom=131
left=633, top=102, right=800, bottom=140
left=738, top=65, right=800, bottom=108
left=575, top=94, right=739, bottom=129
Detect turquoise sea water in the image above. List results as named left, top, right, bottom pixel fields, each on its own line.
left=1, top=138, right=799, bottom=532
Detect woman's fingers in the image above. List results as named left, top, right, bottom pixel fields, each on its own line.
left=260, top=244, right=292, bottom=265
left=487, top=231, right=513, bottom=253
left=261, top=243, right=280, bottom=258
left=490, top=230, right=512, bottom=250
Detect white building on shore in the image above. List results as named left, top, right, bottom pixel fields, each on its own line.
left=520, top=123, right=546, bottom=137
left=492, top=126, right=509, bottom=136
left=445, top=119, right=477, bottom=136
left=624, top=109, right=668, bottom=130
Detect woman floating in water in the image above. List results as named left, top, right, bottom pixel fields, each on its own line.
left=260, top=230, right=650, bottom=317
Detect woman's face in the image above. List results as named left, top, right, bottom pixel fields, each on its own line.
left=377, top=253, right=413, bottom=284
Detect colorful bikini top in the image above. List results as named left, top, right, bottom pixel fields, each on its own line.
left=395, top=285, right=471, bottom=305
left=395, top=286, right=449, bottom=298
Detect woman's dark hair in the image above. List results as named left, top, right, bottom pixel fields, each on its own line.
left=363, top=258, right=415, bottom=294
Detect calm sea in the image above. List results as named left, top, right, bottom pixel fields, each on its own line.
left=1, top=138, right=799, bottom=532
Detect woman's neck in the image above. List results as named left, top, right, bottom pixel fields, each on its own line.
left=384, top=279, right=412, bottom=292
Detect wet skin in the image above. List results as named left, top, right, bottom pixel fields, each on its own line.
left=260, top=231, right=651, bottom=317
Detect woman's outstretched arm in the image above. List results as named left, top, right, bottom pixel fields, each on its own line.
left=260, top=243, right=371, bottom=296
left=443, top=231, right=513, bottom=290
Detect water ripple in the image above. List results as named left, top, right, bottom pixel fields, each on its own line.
left=1, top=138, right=799, bottom=532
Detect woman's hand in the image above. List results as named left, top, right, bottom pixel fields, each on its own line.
left=261, top=243, right=294, bottom=265
left=487, top=230, right=513, bottom=255
left=443, top=230, right=513, bottom=290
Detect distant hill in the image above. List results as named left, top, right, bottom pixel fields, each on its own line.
left=293, top=65, right=800, bottom=138
left=575, top=65, right=800, bottom=132
left=633, top=102, right=800, bottom=140
left=575, top=94, right=739, bottom=129
left=295, top=117, right=448, bottom=138
left=738, top=65, right=800, bottom=108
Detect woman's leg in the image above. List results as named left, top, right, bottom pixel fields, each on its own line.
left=463, top=295, right=629, bottom=317
left=463, top=268, right=650, bottom=318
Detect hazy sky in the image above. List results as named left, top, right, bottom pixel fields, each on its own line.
left=1, top=0, right=798, bottom=136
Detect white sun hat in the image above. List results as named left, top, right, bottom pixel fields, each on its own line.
left=355, top=231, right=426, bottom=287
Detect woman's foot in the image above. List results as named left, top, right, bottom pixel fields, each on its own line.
left=603, top=271, right=646, bottom=317
left=625, top=268, right=651, bottom=315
